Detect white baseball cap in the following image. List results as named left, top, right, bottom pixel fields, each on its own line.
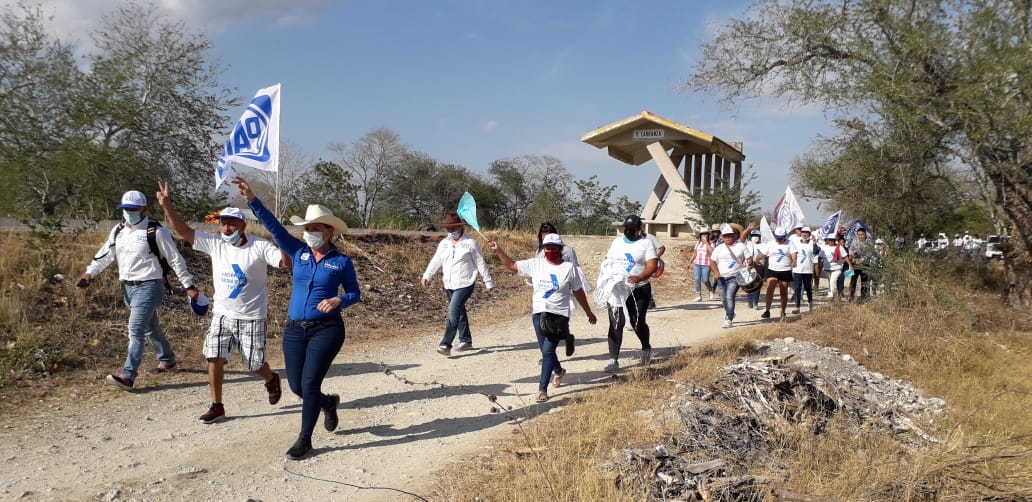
left=541, top=233, right=563, bottom=246
left=217, top=207, right=246, bottom=221
left=116, top=190, right=147, bottom=209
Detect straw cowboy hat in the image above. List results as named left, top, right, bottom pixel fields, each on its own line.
left=289, top=204, right=348, bottom=233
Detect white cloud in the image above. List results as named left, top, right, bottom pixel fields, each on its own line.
left=1, top=0, right=338, bottom=50
left=482, top=120, right=500, bottom=132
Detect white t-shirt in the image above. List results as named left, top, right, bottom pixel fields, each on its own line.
left=820, top=243, right=846, bottom=271
left=516, top=258, right=584, bottom=317
left=761, top=241, right=794, bottom=272
left=790, top=238, right=821, bottom=274
left=710, top=241, right=748, bottom=278
left=605, top=236, right=658, bottom=288
left=192, top=231, right=282, bottom=320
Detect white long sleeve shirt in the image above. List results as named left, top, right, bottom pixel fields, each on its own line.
left=85, top=217, right=195, bottom=288
left=422, top=234, right=494, bottom=290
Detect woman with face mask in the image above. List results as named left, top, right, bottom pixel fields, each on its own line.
left=421, top=213, right=494, bottom=356
left=488, top=234, right=597, bottom=403
left=233, top=176, right=360, bottom=461
left=536, top=222, right=580, bottom=266
left=600, top=215, right=659, bottom=373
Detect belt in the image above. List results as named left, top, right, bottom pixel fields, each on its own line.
left=122, top=279, right=162, bottom=286
left=289, top=317, right=341, bottom=329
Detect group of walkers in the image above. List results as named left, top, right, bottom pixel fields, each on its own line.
left=80, top=179, right=672, bottom=460
left=684, top=222, right=883, bottom=325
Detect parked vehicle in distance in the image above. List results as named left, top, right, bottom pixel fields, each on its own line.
left=985, top=235, right=1003, bottom=259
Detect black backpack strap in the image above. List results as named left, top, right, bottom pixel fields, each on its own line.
left=93, top=223, right=125, bottom=261
left=146, top=221, right=174, bottom=291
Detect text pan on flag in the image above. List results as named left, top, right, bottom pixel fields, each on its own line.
left=456, top=192, right=481, bottom=232
left=771, top=186, right=807, bottom=231
left=215, top=83, right=281, bottom=187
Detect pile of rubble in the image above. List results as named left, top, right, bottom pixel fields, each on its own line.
left=609, top=338, right=947, bottom=501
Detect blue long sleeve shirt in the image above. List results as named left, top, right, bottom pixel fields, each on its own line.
left=249, top=197, right=360, bottom=321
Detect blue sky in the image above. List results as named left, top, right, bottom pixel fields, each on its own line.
left=18, top=0, right=832, bottom=222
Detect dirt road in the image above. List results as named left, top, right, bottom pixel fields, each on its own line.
left=0, top=236, right=744, bottom=501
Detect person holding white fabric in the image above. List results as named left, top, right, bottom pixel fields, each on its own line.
left=489, top=234, right=596, bottom=403
left=421, top=213, right=494, bottom=355
left=709, top=223, right=752, bottom=328
left=601, top=215, right=658, bottom=372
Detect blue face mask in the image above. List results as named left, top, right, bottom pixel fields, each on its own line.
left=447, top=231, right=461, bottom=240
left=221, top=230, right=242, bottom=246
left=123, top=210, right=142, bottom=225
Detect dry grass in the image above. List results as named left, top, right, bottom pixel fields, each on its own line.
left=431, top=254, right=1032, bottom=501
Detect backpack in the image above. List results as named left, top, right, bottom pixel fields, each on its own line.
left=95, top=220, right=173, bottom=291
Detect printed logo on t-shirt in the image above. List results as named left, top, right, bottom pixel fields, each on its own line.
left=228, top=264, right=248, bottom=299
left=541, top=274, right=559, bottom=299
left=623, top=253, right=635, bottom=272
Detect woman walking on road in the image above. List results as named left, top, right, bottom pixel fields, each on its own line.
left=234, top=176, right=361, bottom=460
left=488, top=234, right=597, bottom=403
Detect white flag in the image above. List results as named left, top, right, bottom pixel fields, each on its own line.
left=760, top=216, right=774, bottom=243
left=771, top=186, right=806, bottom=232
left=215, top=83, right=281, bottom=187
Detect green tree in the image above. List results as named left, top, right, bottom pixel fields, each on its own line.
left=686, top=0, right=1032, bottom=306
left=489, top=155, right=572, bottom=231
left=330, top=127, right=408, bottom=228
left=678, top=170, right=762, bottom=229
left=297, top=160, right=360, bottom=227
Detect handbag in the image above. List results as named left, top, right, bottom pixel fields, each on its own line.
left=728, top=243, right=763, bottom=293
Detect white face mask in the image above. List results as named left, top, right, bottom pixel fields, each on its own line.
left=303, top=231, right=326, bottom=249
left=750, top=236, right=760, bottom=243
left=221, top=230, right=242, bottom=246
left=123, top=210, right=142, bottom=225
left=447, top=231, right=461, bottom=240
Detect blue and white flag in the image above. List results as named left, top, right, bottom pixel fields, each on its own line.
left=817, top=210, right=841, bottom=240
left=215, top=83, right=281, bottom=187
left=771, top=186, right=806, bottom=232
left=845, top=219, right=872, bottom=245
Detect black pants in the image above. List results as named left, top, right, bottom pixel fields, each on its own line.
left=849, top=269, right=870, bottom=299
left=607, top=283, right=652, bottom=358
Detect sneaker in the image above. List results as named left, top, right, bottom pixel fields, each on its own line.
left=808, top=302, right=814, bottom=312
left=147, top=363, right=176, bottom=375
left=648, top=299, right=657, bottom=309
left=285, top=437, right=313, bottom=460
left=603, top=360, right=620, bottom=373
left=455, top=341, right=474, bottom=351
left=265, top=373, right=282, bottom=405
left=760, top=310, right=771, bottom=319
left=791, top=309, right=800, bottom=314
left=105, top=374, right=134, bottom=391
left=436, top=345, right=451, bottom=356
left=552, top=368, right=566, bottom=388
left=199, top=403, right=226, bottom=424
left=694, top=296, right=703, bottom=302
left=564, top=333, right=576, bottom=357
left=640, top=349, right=652, bottom=366
left=322, top=394, right=340, bottom=432
left=535, top=391, right=549, bottom=403
left=722, top=319, right=733, bottom=329
left=709, top=293, right=715, bottom=300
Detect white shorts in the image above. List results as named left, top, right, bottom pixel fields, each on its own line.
left=202, top=315, right=268, bottom=372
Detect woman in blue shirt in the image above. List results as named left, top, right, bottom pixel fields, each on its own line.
left=233, top=177, right=360, bottom=460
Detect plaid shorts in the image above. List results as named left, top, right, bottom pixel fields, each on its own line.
left=203, top=315, right=268, bottom=372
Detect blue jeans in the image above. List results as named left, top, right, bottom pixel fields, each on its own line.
left=715, top=276, right=739, bottom=321
left=439, top=284, right=475, bottom=348
left=121, top=280, right=174, bottom=381
left=283, top=317, right=345, bottom=441
left=693, top=264, right=713, bottom=294
left=532, top=313, right=564, bottom=392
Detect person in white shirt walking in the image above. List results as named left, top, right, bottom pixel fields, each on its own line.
left=789, top=226, right=824, bottom=314
left=602, top=215, right=658, bottom=372
left=755, top=228, right=794, bottom=320
left=78, top=190, right=198, bottom=391
left=156, top=182, right=286, bottom=424
left=819, top=235, right=850, bottom=302
left=709, top=223, right=753, bottom=328
left=489, top=233, right=597, bottom=403
left=421, top=213, right=494, bottom=355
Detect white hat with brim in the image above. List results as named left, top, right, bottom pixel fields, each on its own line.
left=289, top=204, right=348, bottom=233
left=720, top=224, right=735, bottom=236
left=217, top=207, right=246, bottom=221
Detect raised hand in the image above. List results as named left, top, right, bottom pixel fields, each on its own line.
left=231, top=176, right=255, bottom=201
left=156, top=181, right=172, bottom=207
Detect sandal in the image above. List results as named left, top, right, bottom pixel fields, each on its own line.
left=552, top=368, right=566, bottom=388
left=535, top=391, right=548, bottom=403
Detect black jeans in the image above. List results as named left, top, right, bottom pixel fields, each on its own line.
left=283, top=317, right=345, bottom=441
left=849, top=269, right=870, bottom=299
left=607, top=283, right=652, bottom=358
